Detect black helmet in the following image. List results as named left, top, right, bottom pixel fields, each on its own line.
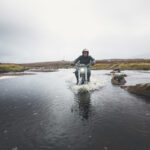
left=82, top=48, right=89, bottom=55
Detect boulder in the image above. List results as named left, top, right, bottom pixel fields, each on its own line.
left=111, top=74, right=126, bottom=85
left=121, top=83, right=150, bottom=97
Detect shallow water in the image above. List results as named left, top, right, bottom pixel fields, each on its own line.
left=0, top=70, right=150, bottom=150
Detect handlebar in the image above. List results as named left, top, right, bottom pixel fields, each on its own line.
left=76, top=64, right=90, bottom=67
left=71, top=63, right=94, bottom=67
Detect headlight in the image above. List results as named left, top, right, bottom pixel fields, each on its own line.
left=80, top=68, right=85, bottom=73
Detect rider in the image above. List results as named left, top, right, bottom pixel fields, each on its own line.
left=71, top=49, right=95, bottom=84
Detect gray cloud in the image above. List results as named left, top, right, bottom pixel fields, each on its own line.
left=0, top=0, right=150, bottom=63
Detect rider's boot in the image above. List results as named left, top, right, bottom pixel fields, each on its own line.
left=87, top=77, right=90, bottom=82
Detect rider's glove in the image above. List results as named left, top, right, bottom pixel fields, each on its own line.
left=91, top=62, right=95, bottom=66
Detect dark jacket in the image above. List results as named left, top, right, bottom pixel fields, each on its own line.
left=73, top=55, right=95, bottom=65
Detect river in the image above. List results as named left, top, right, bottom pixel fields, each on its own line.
left=0, top=70, right=150, bottom=150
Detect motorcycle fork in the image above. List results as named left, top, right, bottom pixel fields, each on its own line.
left=78, top=69, right=80, bottom=85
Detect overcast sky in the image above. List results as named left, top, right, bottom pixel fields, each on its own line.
left=0, top=0, right=150, bottom=63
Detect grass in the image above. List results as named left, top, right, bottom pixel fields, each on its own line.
left=90, top=63, right=112, bottom=70
left=90, top=62, right=150, bottom=70
left=30, top=62, right=150, bottom=70
left=118, top=63, right=150, bottom=70
left=1, top=61, right=150, bottom=73
left=0, top=64, right=27, bottom=73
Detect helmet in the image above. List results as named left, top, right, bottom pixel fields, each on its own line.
left=82, top=48, right=89, bottom=55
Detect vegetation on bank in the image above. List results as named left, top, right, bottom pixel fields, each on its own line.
left=0, top=64, right=27, bottom=73
left=118, top=63, right=150, bottom=70
left=91, top=62, right=150, bottom=70
left=1, top=60, right=150, bottom=73
left=21, top=61, right=70, bottom=69
left=90, top=63, right=112, bottom=70
left=21, top=60, right=150, bottom=70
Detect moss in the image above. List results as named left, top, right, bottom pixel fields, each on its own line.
left=0, top=64, right=27, bottom=73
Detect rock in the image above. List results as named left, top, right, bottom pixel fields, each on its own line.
left=121, top=83, right=150, bottom=97
left=110, top=68, right=121, bottom=73
left=110, top=71, right=116, bottom=74
left=111, top=74, right=126, bottom=85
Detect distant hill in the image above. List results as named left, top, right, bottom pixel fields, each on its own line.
left=96, top=59, right=150, bottom=63
left=20, top=60, right=71, bottom=68
left=19, top=59, right=150, bottom=70
left=19, top=59, right=150, bottom=66
left=1, top=59, right=150, bottom=71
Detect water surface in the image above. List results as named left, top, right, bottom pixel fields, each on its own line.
left=0, top=70, right=150, bottom=150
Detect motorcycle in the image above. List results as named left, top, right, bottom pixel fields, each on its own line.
left=76, top=64, right=90, bottom=85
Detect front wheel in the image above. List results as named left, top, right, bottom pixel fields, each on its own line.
left=80, top=76, right=85, bottom=85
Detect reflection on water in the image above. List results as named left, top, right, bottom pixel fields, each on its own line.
left=74, top=92, right=91, bottom=120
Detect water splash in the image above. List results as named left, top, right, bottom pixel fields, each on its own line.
left=67, top=75, right=107, bottom=93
